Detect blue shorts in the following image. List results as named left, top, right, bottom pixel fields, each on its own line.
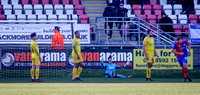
left=177, top=56, right=188, bottom=67
left=105, top=72, right=115, bottom=78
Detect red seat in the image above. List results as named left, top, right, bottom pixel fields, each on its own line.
left=157, top=15, right=162, bottom=22
left=121, top=25, right=130, bottom=35
left=79, top=14, right=88, bottom=23
left=132, top=5, right=141, bottom=15
left=189, top=14, right=197, bottom=24
left=76, top=10, right=83, bottom=15
left=62, top=0, right=69, bottom=5
left=143, top=5, right=152, bottom=15
left=183, top=25, right=189, bottom=35
left=0, top=5, right=2, bottom=10
left=52, top=0, right=59, bottom=5
left=153, top=5, right=162, bottom=15
left=139, top=15, right=146, bottom=20
left=75, top=5, right=84, bottom=15
left=0, top=15, right=6, bottom=20
left=148, top=15, right=156, bottom=23
left=42, top=0, right=49, bottom=5
left=31, top=0, right=39, bottom=5
left=150, top=0, right=157, bottom=5
left=173, top=25, right=182, bottom=35
left=73, top=0, right=80, bottom=5
left=21, top=0, right=29, bottom=5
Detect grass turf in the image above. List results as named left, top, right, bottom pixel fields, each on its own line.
left=0, top=78, right=200, bottom=95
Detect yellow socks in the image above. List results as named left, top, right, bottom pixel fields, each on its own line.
left=146, top=68, right=151, bottom=78
left=72, top=68, right=77, bottom=79
left=31, top=68, right=34, bottom=79
left=76, top=67, right=83, bottom=78
left=36, top=69, right=40, bottom=79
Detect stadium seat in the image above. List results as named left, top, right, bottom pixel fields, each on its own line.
left=62, top=0, right=70, bottom=5
left=27, top=15, right=37, bottom=20
left=127, top=10, right=131, bottom=17
left=42, top=0, right=49, bottom=5
left=34, top=5, right=43, bottom=15
left=174, top=4, right=182, bottom=15
left=75, top=5, right=84, bottom=15
left=65, top=5, right=73, bottom=10
left=0, top=14, right=6, bottom=20
left=37, top=15, right=47, bottom=20
left=153, top=5, right=162, bottom=15
left=150, top=0, right=157, bottom=5
left=55, top=4, right=64, bottom=10
left=160, top=0, right=167, bottom=5
left=4, top=10, right=12, bottom=15
left=6, top=15, right=16, bottom=20
left=44, top=4, right=53, bottom=10
left=48, top=15, right=57, bottom=20
left=31, top=0, right=39, bottom=5
left=157, top=15, right=162, bottom=21
left=45, top=10, right=53, bottom=15
left=72, top=0, right=80, bottom=5
left=132, top=5, right=141, bottom=15
left=173, top=25, right=182, bottom=35
left=139, top=15, right=146, bottom=20
left=178, top=15, right=187, bottom=24
left=11, top=0, right=19, bottom=5
left=21, top=0, right=29, bottom=5
left=183, top=25, right=189, bottom=35
left=55, top=10, right=64, bottom=15
left=17, top=15, right=26, bottom=20
left=52, top=0, right=60, bottom=5
left=58, top=15, right=67, bottom=20
left=121, top=25, right=130, bottom=35
left=72, top=14, right=78, bottom=20
left=163, top=5, right=172, bottom=15
left=1, top=0, right=9, bottom=5
left=66, top=10, right=73, bottom=14
left=13, top=5, right=22, bottom=15
left=24, top=5, right=33, bottom=15
left=189, top=14, right=198, bottom=23
left=79, top=14, right=88, bottom=23
left=3, top=5, right=12, bottom=10
left=168, top=15, right=177, bottom=24
left=195, top=5, right=200, bottom=15
left=35, top=10, right=43, bottom=15
left=143, top=5, right=152, bottom=15
left=148, top=15, right=156, bottom=23
left=124, top=5, right=131, bottom=10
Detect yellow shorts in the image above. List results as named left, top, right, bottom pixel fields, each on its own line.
left=72, top=54, right=83, bottom=64
left=146, top=54, right=154, bottom=63
left=32, top=58, right=40, bottom=66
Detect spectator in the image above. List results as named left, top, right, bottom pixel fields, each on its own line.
left=181, top=0, right=194, bottom=14
left=116, top=3, right=128, bottom=37
left=159, top=12, right=174, bottom=36
left=50, top=26, right=64, bottom=49
left=139, top=0, right=150, bottom=5
left=113, top=0, right=124, bottom=9
left=103, top=3, right=116, bottom=39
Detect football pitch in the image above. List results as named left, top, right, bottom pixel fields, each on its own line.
left=0, top=78, right=200, bottom=95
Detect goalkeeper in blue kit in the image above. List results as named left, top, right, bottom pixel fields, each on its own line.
left=101, top=56, right=132, bottom=78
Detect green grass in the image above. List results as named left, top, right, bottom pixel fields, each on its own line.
left=0, top=78, right=200, bottom=95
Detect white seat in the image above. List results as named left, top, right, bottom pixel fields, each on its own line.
left=65, top=5, right=73, bottom=10
left=17, top=15, right=26, bottom=20
left=37, top=15, right=47, bottom=20
left=25, top=10, right=33, bottom=15
left=27, top=15, right=37, bottom=20
left=11, top=0, right=19, bottom=5
left=45, top=10, right=53, bottom=15
left=174, top=4, right=182, bottom=15
left=66, top=10, right=73, bottom=14
left=6, top=15, right=16, bottom=20
left=194, top=5, right=200, bottom=10
left=4, top=10, right=12, bottom=15
left=44, top=4, right=53, bottom=10
left=178, top=15, right=187, bottom=23
left=3, top=5, right=12, bottom=10
left=58, top=15, right=67, bottom=20
left=72, top=14, right=78, bottom=20
left=48, top=15, right=57, bottom=20
left=35, top=10, right=43, bottom=15
left=34, top=4, right=43, bottom=10
left=24, top=5, right=32, bottom=10
left=13, top=5, right=22, bottom=10
left=127, top=10, right=131, bottom=16
left=164, top=10, right=172, bottom=15
left=160, top=0, right=167, bottom=5
left=168, top=15, right=177, bottom=24
left=194, top=0, right=198, bottom=5
left=56, top=10, right=64, bottom=15
left=54, top=4, right=64, bottom=10
left=128, top=14, right=135, bottom=17
left=163, top=5, right=172, bottom=15
left=14, top=10, right=22, bottom=15
left=195, top=10, right=200, bottom=15
left=1, top=0, right=9, bottom=5
left=124, top=5, right=131, bottom=10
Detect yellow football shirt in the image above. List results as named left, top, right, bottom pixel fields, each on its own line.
left=31, top=40, right=39, bottom=59
left=143, top=36, right=154, bottom=55
left=72, top=37, right=81, bottom=56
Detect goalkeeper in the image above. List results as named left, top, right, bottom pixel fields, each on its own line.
left=101, top=56, right=132, bottom=78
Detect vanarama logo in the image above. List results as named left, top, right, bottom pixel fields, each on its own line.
left=1, top=53, right=15, bottom=67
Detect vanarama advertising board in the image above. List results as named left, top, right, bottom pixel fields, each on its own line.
left=133, top=49, right=193, bottom=69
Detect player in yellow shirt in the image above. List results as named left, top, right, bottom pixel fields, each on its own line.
left=143, top=30, right=159, bottom=81
left=71, top=31, right=84, bottom=81
left=30, top=32, right=42, bottom=82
